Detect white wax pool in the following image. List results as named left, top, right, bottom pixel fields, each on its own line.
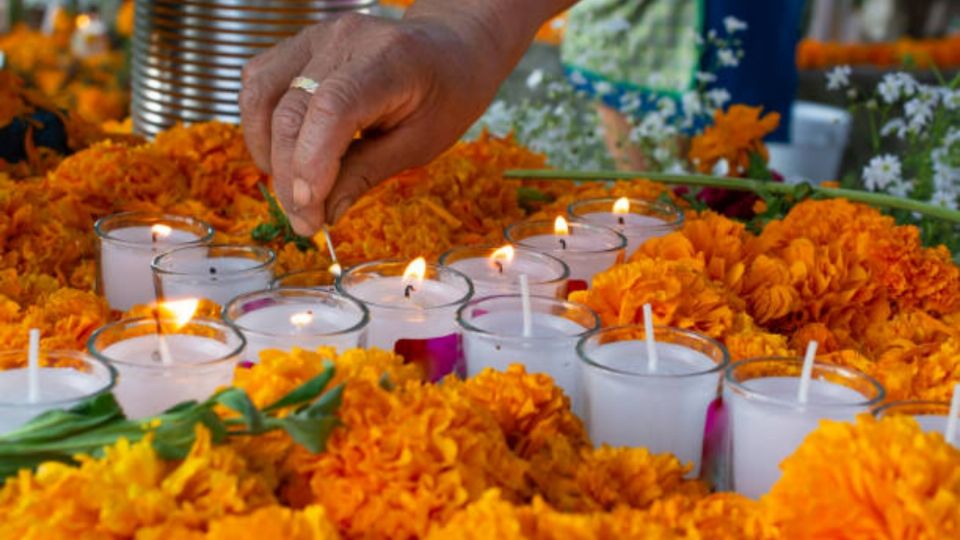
left=578, top=211, right=671, bottom=256
left=446, top=256, right=565, bottom=299
left=232, top=303, right=364, bottom=362
left=156, top=256, right=273, bottom=306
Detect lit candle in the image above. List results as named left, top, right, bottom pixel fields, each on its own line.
left=95, top=212, right=214, bottom=312
left=338, top=258, right=473, bottom=381
left=577, top=324, right=729, bottom=477
left=0, top=349, right=116, bottom=434
left=568, top=197, right=683, bottom=256
left=88, top=300, right=245, bottom=418
left=505, top=217, right=625, bottom=292
left=458, top=292, right=599, bottom=408
left=439, top=244, right=569, bottom=299
left=223, top=288, right=369, bottom=363
left=723, top=353, right=885, bottom=498
left=152, top=244, right=275, bottom=307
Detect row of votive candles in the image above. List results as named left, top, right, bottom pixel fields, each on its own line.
left=96, top=196, right=683, bottom=312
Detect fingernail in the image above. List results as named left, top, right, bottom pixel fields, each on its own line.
left=290, top=214, right=316, bottom=236
left=293, top=178, right=313, bottom=209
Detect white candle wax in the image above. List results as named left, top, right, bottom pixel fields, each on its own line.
left=157, top=257, right=273, bottom=306
left=100, top=226, right=201, bottom=311
left=232, top=303, right=364, bottom=362
left=101, top=334, right=236, bottom=418
left=580, top=341, right=720, bottom=476
left=0, top=368, right=107, bottom=434
left=463, top=311, right=587, bottom=400
left=517, top=233, right=622, bottom=290
left=725, top=377, right=869, bottom=498
left=446, top=256, right=565, bottom=299
left=578, top=212, right=670, bottom=256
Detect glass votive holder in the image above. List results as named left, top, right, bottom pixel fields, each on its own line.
left=88, top=317, right=246, bottom=418
left=874, top=400, right=955, bottom=443
left=577, top=325, right=729, bottom=477
left=152, top=244, right=275, bottom=307
left=223, top=288, right=369, bottom=363
left=95, top=212, right=214, bottom=312
left=504, top=220, right=625, bottom=293
left=337, top=259, right=473, bottom=381
left=0, top=350, right=117, bottom=435
left=723, top=358, right=885, bottom=498
left=439, top=244, right=569, bottom=299
left=271, top=268, right=340, bottom=290
left=568, top=197, right=684, bottom=256
left=457, top=294, right=599, bottom=406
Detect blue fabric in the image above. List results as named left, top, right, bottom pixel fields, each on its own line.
left=703, top=0, right=806, bottom=142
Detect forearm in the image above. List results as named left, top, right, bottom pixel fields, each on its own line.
left=404, top=0, right=576, bottom=76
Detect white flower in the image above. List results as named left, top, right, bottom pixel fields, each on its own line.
left=681, top=91, right=702, bottom=118
left=943, top=89, right=960, bottom=110
left=717, top=49, right=739, bottom=67
left=653, top=146, right=672, bottom=162
left=601, top=16, right=632, bottom=33
left=525, top=69, right=544, bottom=90
left=943, top=127, right=960, bottom=146
left=877, top=73, right=902, bottom=103
left=712, top=158, right=731, bottom=176
left=569, top=70, right=588, bottom=86
left=695, top=71, right=718, bottom=84
left=905, top=97, right=934, bottom=131
left=657, top=97, right=677, bottom=117
left=723, top=16, right=748, bottom=34
left=619, top=93, right=642, bottom=114
left=880, top=118, right=907, bottom=139
left=887, top=181, right=911, bottom=198
left=826, top=65, right=852, bottom=91
left=930, top=190, right=958, bottom=210
left=707, top=29, right=718, bottom=41
left=862, top=154, right=902, bottom=191
left=593, top=80, right=614, bottom=96
left=706, top=88, right=731, bottom=108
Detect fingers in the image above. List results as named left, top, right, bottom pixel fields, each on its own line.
left=239, top=32, right=311, bottom=173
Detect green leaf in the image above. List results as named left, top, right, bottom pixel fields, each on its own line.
left=151, top=410, right=205, bottom=460
left=746, top=151, right=773, bottom=181
left=251, top=223, right=281, bottom=243
left=379, top=372, right=395, bottom=391
left=216, top=388, right=265, bottom=433
left=262, top=362, right=335, bottom=414
left=0, top=393, right=124, bottom=444
left=300, top=384, right=344, bottom=418
left=277, top=416, right=340, bottom=453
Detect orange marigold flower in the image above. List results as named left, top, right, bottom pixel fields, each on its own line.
left=570, top=258, right=744, bottom=340
left=688, top=105, right=780, bottom=176
left=766, top=415, right=960, bottom=539
left=205, top=505, right=341, bottom=540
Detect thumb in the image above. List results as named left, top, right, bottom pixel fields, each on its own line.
left=324, top=127, right=437, bottom=223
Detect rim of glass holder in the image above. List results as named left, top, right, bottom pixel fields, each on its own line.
left=151, top=244, right=276, bottom=278
left=567, top=197, right=685, bottom=233
left=724, top=357, right=886, bottom=409
left=576, top=324, right=730, bottom=379
left=271, top=267, right=342, bottom=289
left=0, top=350, right=118, bottom=408
left=222, top=287, right=370, bottom=339
left=438, top=244, right=570, bottom=286
left=456, top=294, right=600, bottom=342
left=337, top=259, right=474, bottom=311
left=94, top=211, right=215, bottom=249
left=504, top=220, right=627, bottom=254
left=873, top=399, right=951, bottom=418
left=87, top=316, right=247, bottom=371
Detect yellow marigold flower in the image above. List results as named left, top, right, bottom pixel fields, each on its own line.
left=765, top=415, right=960, bottom=539
left=206, top=505, right=340, bottom=540
left=688, top=105, right=780, bottom=176
left=571, top=258, right=744, bottom=340
left=725, top=313, right=794, bottom=361
left=0, top=427, right=277, bottom=538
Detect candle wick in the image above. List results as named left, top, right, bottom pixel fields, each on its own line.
left=945, top=383, right=960, bottom=445
left=797, top=340, right=819, bottom=405
left=27, top=328, right=41, bottom=403
left=495, top=261, right=504, bottom=274
left=643, top=304, right=658, bottom=373
left=152, top=307, right=174, bottom=366
left=209, top=267, right=217, bottom=275
left=520, top=274, right=533, bottom=338
left=404, top=284, right=416, bottom=298
left=559, top=238, right=567, bottom=250
left=617, top=216, right=625, bottom=226
left=151, top=232, right=159, bottom=243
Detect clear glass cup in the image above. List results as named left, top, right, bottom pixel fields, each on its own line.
left=567, top=197, right=684, bottom=256
left=88, top=317, right=246, bottom=418
left=439, top=244, right=569, bottom=300
left=577, top=325, right=729, bottom=477
left=874, top=400, right=955, bottom=441
left=95, top=211, right=214, bottom=312
left=504, top=220, right=625, bottom=292
left=338, top=259, right=473, bottom=381
left=457, top=294, right=599, bottom=405
left=223, top=287, right=369, bottom=363
left=271, top=268, right=340, bottom=290
left=723, top=358, right=885, bottom=498
left=152, top=244, right=275, bottom=307
left=0, top=350, right=117, bottom=435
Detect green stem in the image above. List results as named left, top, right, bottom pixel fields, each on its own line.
left=504, top=169, right=960, bottom=223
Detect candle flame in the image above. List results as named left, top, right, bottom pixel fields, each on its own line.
left=490, top=245, right=515, bottom=264
left=151, top=224, right=172, bottom=240
left=328, top=262, right=343, bottom=277
left=613, top=197, right=630, bottom=215
left=157, top=298, right=200, bottom=330
left=402, top=257, right=427, bottom=290
left=290, top=311, right=313, bottom=329
left=76, top=14, right=91, bottom=30
left=554, top=216, right=570, bottom=236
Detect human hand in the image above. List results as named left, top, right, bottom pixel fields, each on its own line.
left=239, top=12, right=514, bottom=235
